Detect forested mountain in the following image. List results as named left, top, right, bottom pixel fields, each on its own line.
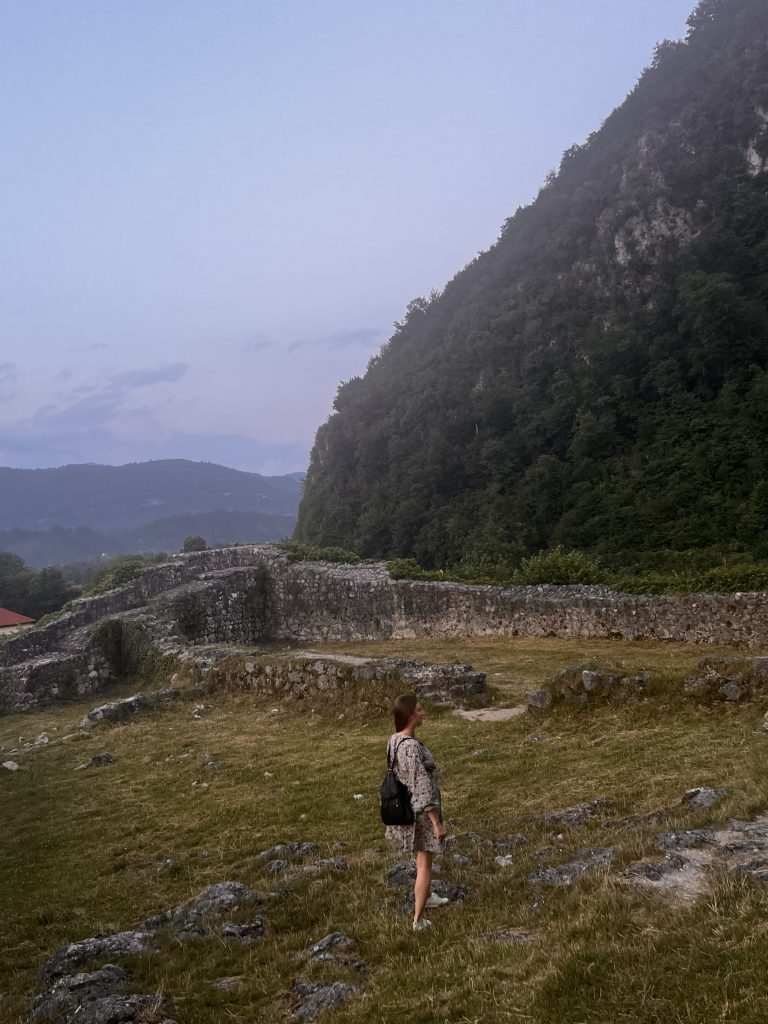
left=0, top=460, right=301, bottom=531
left=296, top=0, right=768, bottom=569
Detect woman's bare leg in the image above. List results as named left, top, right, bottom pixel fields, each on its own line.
left=413, top=851, right=433, bottom=924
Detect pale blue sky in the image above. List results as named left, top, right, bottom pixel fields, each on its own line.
left=0, top=0, right=694, bottom=473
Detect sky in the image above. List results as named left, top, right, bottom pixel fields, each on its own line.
left=0, top=0, right=695, bottom=475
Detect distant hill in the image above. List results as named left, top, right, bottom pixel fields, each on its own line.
left=297, top=0, right=768, bottom=566
left=0, top=510, right=296, bottom=568
left=0, top=460, right=303, bottom=531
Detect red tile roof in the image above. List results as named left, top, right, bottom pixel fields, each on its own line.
left=0, top=607, right=35, bottom=627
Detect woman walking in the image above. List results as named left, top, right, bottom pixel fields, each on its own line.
left=385, top=694, right=448, bottom=931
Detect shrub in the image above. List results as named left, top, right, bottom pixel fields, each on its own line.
left=513, top=546, right=603, bottom=586
left=387, top=558, right=442, bottom=581
left=182, top=535, right=207, bottom=553
left=277, top=540, right=361, bottom=564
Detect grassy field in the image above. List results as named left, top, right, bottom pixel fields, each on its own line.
left=3, top=636, right=768, bottom=1023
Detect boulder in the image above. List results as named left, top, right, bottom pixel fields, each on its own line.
left=40, top=932, right=156, bottom=984
left=292, top=980, right=362, bottom=1021
left=526, top=689, right=552, bottom=710
left=28, top=964, right=131, bottom=1021
left=682, top=787, right=726, bottom=811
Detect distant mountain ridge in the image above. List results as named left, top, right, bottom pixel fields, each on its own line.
left=0, top=460, right=303, bottom=532
left=0, top=510, right=296, bottom=568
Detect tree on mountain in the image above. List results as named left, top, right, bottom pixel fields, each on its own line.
left=182, top=535, right=207, bottom=553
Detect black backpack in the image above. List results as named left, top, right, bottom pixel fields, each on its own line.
left=380, top=737, right=415, bottom=826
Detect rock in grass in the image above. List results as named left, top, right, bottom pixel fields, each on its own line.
left=257, top=841, right=318, bottom=861
left=305, top=933, right=366, bottom=972
left=477, top=928, right=532, bottom=945
left=28, top=964, right=131, bottom=1020
left=80, top=689, right=179, bottom=728
left=292, top=980, right=362, bottom=1020
left=2, top=760, right=19, bottom=771
left=527, top=847, right=616, bottom=886
left=536, top=800, right=617, bottom=828
left=657, top=828, right=717, bottom=851
left=221, top=918, right=265, bottom=944
left=682, top=787, right=726, bottom=810
left=388, top=860, right=417, bottom=886
left=301, top=858, right=348, bottom=875
left=90, top=752, right=116, bottom=767
left=71, top=994, right=173, bottom=1023
left=40, top=932, right=157, bottom=984
left=626, top=855, right=688, bottom=881
left=213, top=976, right=244, bottom=991
left=526, top=689, right=553, bottom=710
left=188, top=881, right=256, bottom=916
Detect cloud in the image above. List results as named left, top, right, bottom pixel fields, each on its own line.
left=0, top=362, right=18, bottom=401
left=109, top=363, right=189, bottom=389
left=70, top=342, right=109, bottom=352
left=288, top=327, right=383, bottom=353
left=241, top=338, right=274, bottom=354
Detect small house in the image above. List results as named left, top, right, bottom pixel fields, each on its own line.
left=0, top=607, right=35, bottom=635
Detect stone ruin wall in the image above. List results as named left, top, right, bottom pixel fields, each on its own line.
left=3, top=543, right=768, bottom=713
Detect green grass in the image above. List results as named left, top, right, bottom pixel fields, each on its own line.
left=3, top=637, right=768, bottom=1023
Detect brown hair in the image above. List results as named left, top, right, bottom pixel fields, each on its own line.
left=393, top=694, right=418, bottom=732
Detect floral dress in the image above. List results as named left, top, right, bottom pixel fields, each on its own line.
left=384, top=733, right=444, bottom=854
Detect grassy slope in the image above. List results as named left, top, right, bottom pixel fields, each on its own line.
left=2, top=637, right=768, bottom=1023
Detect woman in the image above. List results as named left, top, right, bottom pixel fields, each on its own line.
left=385, top=694, right=448, bottom=932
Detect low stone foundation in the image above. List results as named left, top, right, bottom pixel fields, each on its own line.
left=197, top=651, right=486, bottom=707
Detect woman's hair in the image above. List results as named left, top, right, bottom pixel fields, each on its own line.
left=393, top=694, right=418, bottom=732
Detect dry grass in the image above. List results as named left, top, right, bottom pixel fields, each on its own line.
left=2, top=636, right=768, bottom=1023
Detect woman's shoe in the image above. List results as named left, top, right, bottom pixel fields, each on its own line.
left=412, top=918, right=432, bottom=932
left=425, top=893, right=450, bottom=908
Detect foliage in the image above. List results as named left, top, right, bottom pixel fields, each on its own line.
left=0, top=551, right=74, bottom=620
left=182, top=535, right=207, bottom=553
left=276, top=539, right=362, bottom=564
left=387, top=544, right=768, bottom=594
left=514, top=546, right=602, bottom=586
left=84, top=554, right=168, bottom=596
left=296, top=0, right=768, bottom=572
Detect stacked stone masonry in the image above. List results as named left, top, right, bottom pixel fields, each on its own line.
left=2, top=544, right=768, bottom=713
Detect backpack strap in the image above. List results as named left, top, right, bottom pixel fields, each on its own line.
left=388, top=735, right=414, bottom=771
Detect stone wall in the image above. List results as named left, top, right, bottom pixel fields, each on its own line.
left=3, top=543, right=768, bottom=713
left=199, top=652, right=486, bottom=707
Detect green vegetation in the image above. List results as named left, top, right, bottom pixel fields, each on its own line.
left=84, top=553, right=169, bottom=596
left=277, top=539, right=362, bottom=564
left=296, top=0, right=768, bottom=574
left=182, top=535, right=208, bottom=553
left=387, top=545, right=768, bottom=594
left=0, top=551, right=74, bottom=620
left=4, top=634, right=768, bottom=1022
